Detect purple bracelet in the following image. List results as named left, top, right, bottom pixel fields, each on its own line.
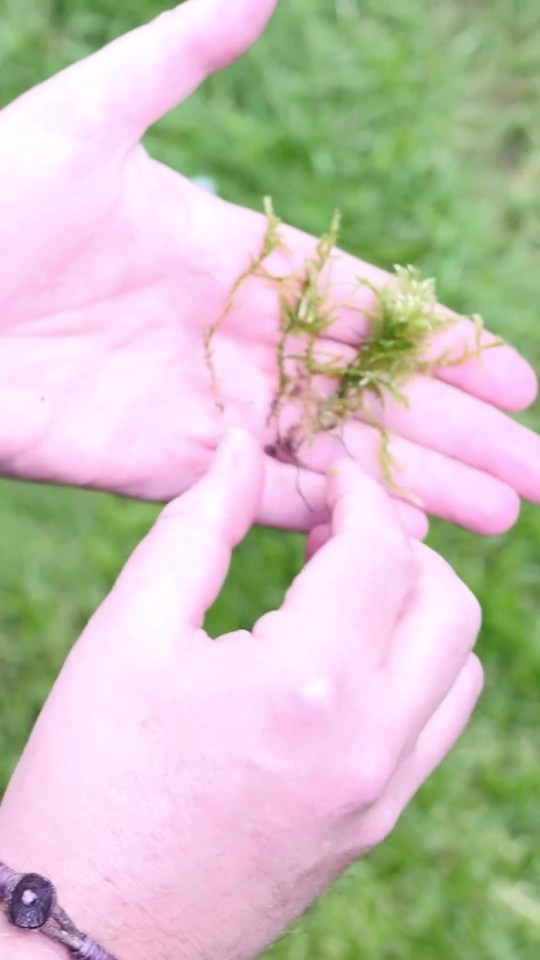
left=0, top=862, right=118, bottom=959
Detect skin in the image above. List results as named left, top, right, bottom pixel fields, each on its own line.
left=0, top=3, right=532, bottom=954
left=0, top=0, right=539, bottom=535
left=0, top=430, right=484, bottom=960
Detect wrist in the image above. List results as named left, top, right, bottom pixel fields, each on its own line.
left=0, top=923, right=59, bottom=960
left=0, top=830, right=121, bottom=960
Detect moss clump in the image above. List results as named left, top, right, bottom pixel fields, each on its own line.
left=204, top=200, right=499, bottom=495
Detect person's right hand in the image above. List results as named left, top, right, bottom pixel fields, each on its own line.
left=0, top=430, right=483, bottom=960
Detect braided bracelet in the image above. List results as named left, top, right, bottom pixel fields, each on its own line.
left=0, top=862, right=118, bottom=959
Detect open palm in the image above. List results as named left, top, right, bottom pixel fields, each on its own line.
left=0, top=0, right=538, bottom=532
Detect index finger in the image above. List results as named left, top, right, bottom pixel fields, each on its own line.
left=254, top=461, right=417, bottom=671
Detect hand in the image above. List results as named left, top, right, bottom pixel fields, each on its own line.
left=0, top=430, right=483, bottom=960
left=0, top=0, right=538, bottom=534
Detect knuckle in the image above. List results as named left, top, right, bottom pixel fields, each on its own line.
left=457, top=585, right=483, bottom=636
left=444, top=579, right=483, bottom=650
left=466, top=653, right=485, bottom=699
left=361, top=801, right=402, bottom=852
left=351, top=752, right=396, bottom=810
left=338, top=713, right=400, bottom=813
left=416, top=544, right=482, bottom=646
left=268, top=670, right=342, bottom=740
left=259, top=642, right=405, bottom=818
left=324, top=758, right=394, bottom=821
left=378, top=522, right=416, bottom=577
left=261, top=666, right=401, bottom=821
left=261, top=675, right=350, bottom=811
left=341, top=520, right=416, bottom=594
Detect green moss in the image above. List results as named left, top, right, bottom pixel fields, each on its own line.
left=206, top=203, right=500, bottom=494
left=203, top=198, right=285, bottom=410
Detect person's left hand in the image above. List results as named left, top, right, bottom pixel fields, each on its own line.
left=0, top=0, right=538, bottom=533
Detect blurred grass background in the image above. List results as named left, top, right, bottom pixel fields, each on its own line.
left=1, top=0, right=539, bottom=956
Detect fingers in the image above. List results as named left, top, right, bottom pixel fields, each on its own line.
left=352, top=551, right=482, bottom=847
left=383, top=542, right=482, bottom=746
left=288, top=417, right=520, bottom=535
left=278, top=221, right=538, bottom=413
left=100, top=428, right=264, bottom=646
left=255, top=460, right=417, bottom=670
left=377, top=654, right=484, bottom=821
left=259, top=455, right=429, bottom=537
left=357, top=375, right=540, bottom=506
left=274, top=321, right=538, bottom=516
left=305, top=496, right=429, bottom=560
left=426, top=322, right=538, bottom=413
left=28, top=0, right=277, bottom=143
left=257, top=457, right=329, bottom=531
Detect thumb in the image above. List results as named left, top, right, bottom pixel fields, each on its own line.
left=21, top=0, right=278, bottom=142
left=96, top=428, right=264, bottom=649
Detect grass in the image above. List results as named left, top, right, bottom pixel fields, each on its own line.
left=1, top=0, right=540, bottom=957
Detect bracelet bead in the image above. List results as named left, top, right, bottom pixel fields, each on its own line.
left=8, top=873, right=56, bottom=929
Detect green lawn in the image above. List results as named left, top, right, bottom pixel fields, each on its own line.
left=1, top=0, right=539, bottom=957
